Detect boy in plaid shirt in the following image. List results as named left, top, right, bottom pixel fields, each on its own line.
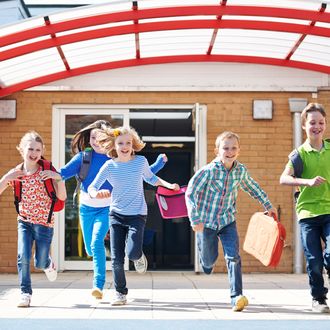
left=185, top=131, right=277, bottom=311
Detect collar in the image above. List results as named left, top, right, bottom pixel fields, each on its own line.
left=302, top=139, right=330, bottom=152
left=213, top=157, right=238, bottom=170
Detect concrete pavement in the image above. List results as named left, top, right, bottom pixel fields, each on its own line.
left=0, top=271, right=329, bottom=329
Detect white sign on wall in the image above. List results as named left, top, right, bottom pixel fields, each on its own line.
left=0, top=100, right=16, bottom=119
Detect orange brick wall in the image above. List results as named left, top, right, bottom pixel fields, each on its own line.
left=1, top=90, right=329, bottom=273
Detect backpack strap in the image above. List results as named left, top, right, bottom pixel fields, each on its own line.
left=13, top=163, right=26, bottom=218
left=73, top=148, right=92, bottom=206
left=289, top=149, right=303, bottom=178
left=38, top=159, right=57, bottom=223
left=13, top=179, right=22, bottom=216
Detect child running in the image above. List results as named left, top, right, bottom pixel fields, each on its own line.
left=0, top=131, right=66, bottom=307
left=280, top=103, right=330, bottom=313
left=185, top=131, right=277, bottom=312
left=41, top=120, right=167, bottom=300
left=88, top=126, right=179, bottom=305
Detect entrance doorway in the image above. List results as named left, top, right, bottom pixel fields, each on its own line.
left=130, top=109, right=195, bottom=270
left=52, top=104, right=207, bottom=271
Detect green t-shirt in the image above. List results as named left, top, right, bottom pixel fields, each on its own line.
left=287, top=140, right=330, bottom=220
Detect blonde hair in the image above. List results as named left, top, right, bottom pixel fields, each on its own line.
left=301, top=103, right=326, bottom=126
left=215, top=131, right=240, bottom=149
left=16, top=131, right=45, bottom=157
left=97, top=126, right=145, bottom=158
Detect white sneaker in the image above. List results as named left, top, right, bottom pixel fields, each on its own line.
left=134, top=253, right=148, bottom=274
left=44, top=257, right=57, bottom=282
left=111, top=291, right=127, bottom=306
left=91, top=287, right=103, bottom=300
left=312, top=298, right=330, bottom=313
left=17, top=293, right=31, bottom=308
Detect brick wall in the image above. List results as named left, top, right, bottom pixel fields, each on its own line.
left=1, top=90, right=329, bottom=273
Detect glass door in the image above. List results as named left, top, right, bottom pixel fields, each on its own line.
left=52, top=105, right=129, bottom=270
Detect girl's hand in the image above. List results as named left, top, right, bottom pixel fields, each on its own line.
left=171, top=183, right=180, bottom=191
left=192, top=223, right=204, bottom=232
left=40, top=170, right=62, bottom=181
left=308, top=176, right=327, bottom=187
left=95, top=189, right=111, bottom=199
left=5, top=168, right=24, bottom=181
left=161, top=153, right=168, bottom=163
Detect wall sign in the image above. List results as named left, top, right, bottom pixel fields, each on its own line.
left=252, top=100, right=273, bottom=120
left=0, top=100, right=16, bottom=119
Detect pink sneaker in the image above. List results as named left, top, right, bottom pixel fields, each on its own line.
left=44, top=258, right=57, bottom=282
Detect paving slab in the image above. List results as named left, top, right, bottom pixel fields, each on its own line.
left=0, top=271, right=329, bottom=330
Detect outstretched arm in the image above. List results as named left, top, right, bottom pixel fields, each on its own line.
left=88, top=162, right=111, bottom=199
left=0, top=168, right=24, bottom=195
left=155, top=177, right=179, bottom=191
left=280, top=166, right=326, bottom=187
left=150, top=154, right=168, bottom=174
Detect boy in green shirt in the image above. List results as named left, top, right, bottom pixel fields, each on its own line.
left=280, top=103, right=330, bottom=313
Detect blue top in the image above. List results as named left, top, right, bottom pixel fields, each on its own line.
left=88, top=155, right=159, bottom=215
left=60, top=151, right=166, bottom=193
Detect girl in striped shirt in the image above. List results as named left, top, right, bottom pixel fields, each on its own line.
left=88, top=126, right=179, bottom=305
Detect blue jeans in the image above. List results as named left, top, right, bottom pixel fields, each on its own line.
left=109, top=211, right=146, bottom=295
left=299, top=214, right=330, bottom=300
left=197, top=221, right=242, bottom=301
left=79, top=204, right=109, bottom=290
left=17, top=220, right=53, bottom=295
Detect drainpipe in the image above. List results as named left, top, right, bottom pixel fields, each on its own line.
left=288, top=98, right=308, bottom=274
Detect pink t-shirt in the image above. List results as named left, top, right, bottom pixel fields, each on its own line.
left=14, top=167, right=54, bottom=227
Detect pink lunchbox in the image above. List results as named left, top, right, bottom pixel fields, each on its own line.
left=155, top=185, right=188, bottom=219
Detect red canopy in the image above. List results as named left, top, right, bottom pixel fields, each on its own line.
left=1, top=0, right=329, bottom=97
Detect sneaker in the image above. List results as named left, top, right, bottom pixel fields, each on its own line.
left=201, top=264, right=213, bottom=275
left=17, top=293, right=31, bottom=308
left=44, top=257, right=57, bottom=282
left=232, top=295, right=249, bottom=312
left=134, top=253, right=148, bottom=274
left=312, top=298, right=330, bottom=313
left=91, top=287, right=103, bottom=300
left=111, top=291, right=127, bottom=306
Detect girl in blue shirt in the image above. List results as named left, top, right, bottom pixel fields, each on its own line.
left=43, top=120, right=167, bottom=300
left=88, top=126, right=179, bottom=305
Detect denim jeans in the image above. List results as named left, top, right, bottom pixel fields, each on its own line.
left=299, top=214, right=330, bottom=300
left=79, top=204, right=109, bottom=290
left=109, top=211, right=146, bottom=295
left=17, top=220, right=53, bottom=295
left=197, top=221, right=242, bottom=300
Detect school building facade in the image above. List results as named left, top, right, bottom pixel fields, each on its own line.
left=0, top=1, right=330, bottom=274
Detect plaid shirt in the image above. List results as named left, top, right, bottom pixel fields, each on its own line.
left=185, top=159, right=273, bottom=230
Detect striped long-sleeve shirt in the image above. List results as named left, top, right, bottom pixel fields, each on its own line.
left=185, top=159, right=273, bottom=230
left=88, top=155, right=159, bottom=216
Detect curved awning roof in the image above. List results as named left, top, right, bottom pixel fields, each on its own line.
left=1, top=0, right=330, bottom=98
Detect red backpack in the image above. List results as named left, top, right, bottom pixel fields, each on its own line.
left=13, top=159, right=65, bottom=223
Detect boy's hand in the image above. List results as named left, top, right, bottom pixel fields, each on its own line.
left=192, top=223, right=204, bottom=232
left=95, top=189, right=111, bottom=199
left=266, top=208, right=278, bottom=220
left=308, top=176, right=327, bottom=187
